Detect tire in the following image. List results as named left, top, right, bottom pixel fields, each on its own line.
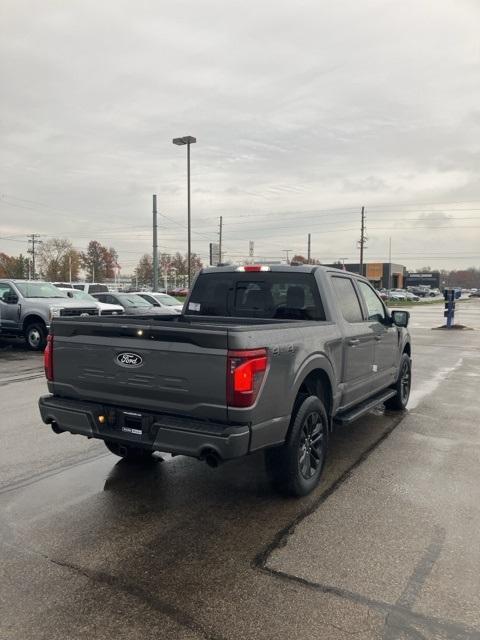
left=24, top=322, right=47, bottom=351
left=104, top=439, right=155, bottom=463
left=385, top=353, right=411, bottom=411
left=265, top=395, right=328, bottom=497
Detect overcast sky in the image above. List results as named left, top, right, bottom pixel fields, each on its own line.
left=1, top=0, right=479, bottom=273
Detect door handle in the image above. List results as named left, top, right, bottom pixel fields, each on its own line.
left=348, top=339, right=360, bottom=346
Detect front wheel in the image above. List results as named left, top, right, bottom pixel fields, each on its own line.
left=386, top=353, right=411, bottom=411
left=265, top=395, right=328, bottom=497
left=24, top=322, right=47, bottom=351
left=104, top=440, right=156, bottom=463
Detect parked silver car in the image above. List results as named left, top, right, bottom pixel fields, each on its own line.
left=133, top=291, right=183, bottom=313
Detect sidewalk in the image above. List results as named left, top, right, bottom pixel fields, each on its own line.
left=267, top=345, right=480, bottom=639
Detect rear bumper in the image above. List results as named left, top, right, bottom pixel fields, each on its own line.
left=38, top=395, right=250, bottom=460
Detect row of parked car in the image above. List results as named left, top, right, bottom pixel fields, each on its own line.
left=56, top=286, right=184, bottom=316
left=0, top=278, right=185, bottom=351
left=377, top=287, right=442, bottom=302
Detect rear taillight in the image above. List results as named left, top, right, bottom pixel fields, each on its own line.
left=44, top=334, right=54, bottom=381
left=227, top=348, right=268, bottom=408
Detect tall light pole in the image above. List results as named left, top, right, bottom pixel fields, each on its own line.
left=172, top=135, right=197, bottom=289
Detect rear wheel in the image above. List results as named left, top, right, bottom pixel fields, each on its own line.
left=24, top=322, right=47, bottom=351
left=104, top=440, right=156, bottom=463
left=265, top=395, right=328, bottom=497
left=386, top=353, right=411, bottom=410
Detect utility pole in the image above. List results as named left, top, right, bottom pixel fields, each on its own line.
left=69, top=255, right=72, bottom=284
left=339, top=257, right=348, bottom=271
left=27, top=234, right=42, bottom=280
left=358, top=206, right=367, bottom=276
left=153, top=194, right=159, bottom=291
left=307, top=233, right=311, bottom=264
left=388, top=237, right=392, bottom=291
left=218, top=216, right=223, bottom=265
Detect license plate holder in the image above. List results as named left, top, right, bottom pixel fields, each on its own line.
left=122, top=411, right=143, bottom=435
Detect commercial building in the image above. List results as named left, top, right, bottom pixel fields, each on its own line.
left=324, top=262, right=407, bottom=289
left=405, top=271, right=441, bottom=289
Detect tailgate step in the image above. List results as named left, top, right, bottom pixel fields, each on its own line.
left=334, top=389, right=397, bottom=426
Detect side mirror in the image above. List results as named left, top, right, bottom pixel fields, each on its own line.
left=4, top=292, right=19, bottom=304
left=391, top=310, right=409, bottom=327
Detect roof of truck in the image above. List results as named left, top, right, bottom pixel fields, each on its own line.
left=200, top=264, right=362, bottom=277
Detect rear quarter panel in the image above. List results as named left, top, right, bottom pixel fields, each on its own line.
left=227, top=321, right=343, bottom=448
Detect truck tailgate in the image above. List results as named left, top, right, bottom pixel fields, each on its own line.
left=50, top=319, right=229, bottom=421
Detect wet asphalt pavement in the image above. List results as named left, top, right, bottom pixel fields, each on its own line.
left=1, top=300, right=479, bottom=639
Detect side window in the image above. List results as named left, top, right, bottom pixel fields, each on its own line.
left=331, top=276, right=364, bottom=323
left=0, top=283, right=14, bottom=302
left=357, top=282, right=386, bottom=322
left=95, top=294, right=106, bottom=303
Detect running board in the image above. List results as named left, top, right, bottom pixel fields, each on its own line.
left=334, top=389, right=397, bottom=426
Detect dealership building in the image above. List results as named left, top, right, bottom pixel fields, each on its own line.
left=325, top=262, right=407, bottom=289
left=324, top=263, right=442, bottom=290
left=405, top=271, right=441, bottom=289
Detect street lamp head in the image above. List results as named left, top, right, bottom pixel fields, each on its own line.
left=172, top=136, right=197, bottom=145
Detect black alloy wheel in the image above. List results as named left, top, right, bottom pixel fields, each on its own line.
left=298, top=410, right=325, bottom=480
left=386, top=353, right=412, bottom=411
left=265, top=395, right=328, bottom=497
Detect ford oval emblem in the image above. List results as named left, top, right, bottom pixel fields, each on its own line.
left=116, top=352, right=143, bottom=368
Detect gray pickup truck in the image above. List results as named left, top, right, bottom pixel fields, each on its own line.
left=0, top=279, right=99, bottom=351
left=39, top=265, right=411, bottom=496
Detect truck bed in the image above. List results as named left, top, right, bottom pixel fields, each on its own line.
left=48, top=314, right=330, bottom=421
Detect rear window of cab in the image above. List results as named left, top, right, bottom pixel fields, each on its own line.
left=185, top=272, right=325, bottom=320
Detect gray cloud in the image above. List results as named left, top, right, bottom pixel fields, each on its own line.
left=1, top=0, right=479, bottom=271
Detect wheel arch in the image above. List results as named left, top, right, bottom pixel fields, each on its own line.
left=22, top=314, right=47, bottom=331
left=290, top=357, right=337, bottom=434
left=297, top=369, right=333, bottom=423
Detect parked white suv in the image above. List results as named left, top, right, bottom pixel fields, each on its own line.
left=54, top=282, right=109, bottom=295
left=58, top=288, right=124, bottom=316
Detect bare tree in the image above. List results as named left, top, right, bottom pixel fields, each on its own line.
left=134, top=254, right=153, bottom=287
left=38, top=238, right=80, bottom=282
